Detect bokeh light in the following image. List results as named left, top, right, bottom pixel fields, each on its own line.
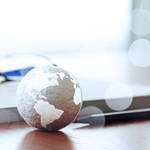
left=129, top=39, right=150, bottom=67
left=131, top=8, right=150, bottom=35
left=105, top=83, right=133, bottom=111
left=78, top=106, right=105, bottom=126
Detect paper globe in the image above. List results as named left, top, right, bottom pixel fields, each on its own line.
left=16, top=65, right=82, bottom=131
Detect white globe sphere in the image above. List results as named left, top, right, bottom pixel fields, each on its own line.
left=16, top=65, right=82, bottom=131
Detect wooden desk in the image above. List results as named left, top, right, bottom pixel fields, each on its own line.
left=0, top=120, right=150, bottom=150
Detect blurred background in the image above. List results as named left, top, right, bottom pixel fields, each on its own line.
left=0, top=0, right=131, bottom=80
left=1, top=0, right=150, bottom=110
left=0, top=0, right=130, bottom=54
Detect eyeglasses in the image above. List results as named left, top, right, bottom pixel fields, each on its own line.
left=0, top=72, right=11, bottom=84
left=0, top=66, right=34, bottom=84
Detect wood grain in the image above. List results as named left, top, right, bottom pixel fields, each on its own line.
left=0, top=120, right=150, bottom=150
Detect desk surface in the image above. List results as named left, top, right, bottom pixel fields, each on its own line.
left=1, top=120, right=150, bottom=150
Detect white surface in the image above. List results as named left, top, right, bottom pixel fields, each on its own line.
left=1, top=78, right=150, bottom=108
left=0, top=81, right=19, bottom=108
left=1, top=52, right=150, bottom=108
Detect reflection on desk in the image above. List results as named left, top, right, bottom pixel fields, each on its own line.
left=0, top=119, right=150, bottom=150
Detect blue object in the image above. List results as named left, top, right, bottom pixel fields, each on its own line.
left=4, top=66, right=34, bottom=77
